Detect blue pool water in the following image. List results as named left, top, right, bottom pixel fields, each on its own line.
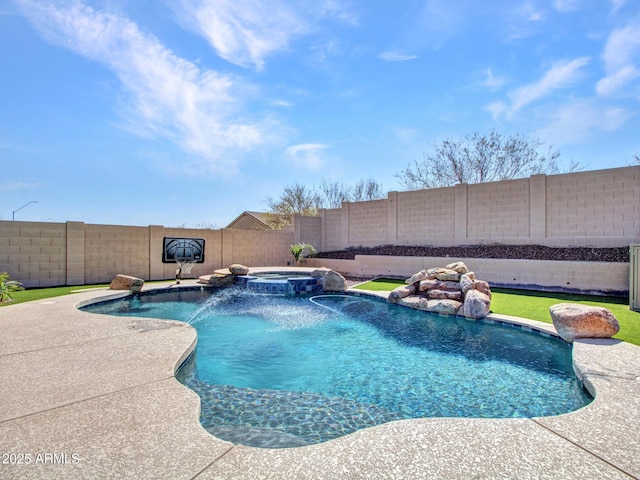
left=84, top=288, right=591, bottom=448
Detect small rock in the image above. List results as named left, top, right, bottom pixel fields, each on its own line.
left=418, top=279, right=439, bottom=291
left=428, top=289, right=463, bottom=301
left=406, top=270, right=428, bottom=285
left=437, top=281, right=462, bottom=292
left=427, top=299, right=462, bottom=315
left=549, top=303, right=620, bottom=342
left=110, top=274, right=144, bottom=293
left=228, top=264, right=250, bottom=275
left=435, top=269, right=461, bottom=282
left=446, top=261, right=469, bottom=274
left=388, top=285, right=416, bottom=303
left=208, top=274, right=234, bottom=288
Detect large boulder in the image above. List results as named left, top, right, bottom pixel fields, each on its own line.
left=228, top=264, right=250, bottom=275
left=462, top=289, right=491, bottom=319
left=406, top=270, right=428, bottom=285
left=427, top=299, right=462, bottom=315
left=549, top=303, right=620, bottom=342
left=459, top=272, right=476, bottom=293
left=388, top=284, right=416, bottom=303
left=208, top=273, right=234, bottom=288
left=110, top=274, right=144, bottom=293
left=399, top=296, right=429, bottom=310
left=322, top=270, right=347, bottom=292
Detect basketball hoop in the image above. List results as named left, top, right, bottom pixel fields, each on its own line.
left=176, top=259, right=198, bottom=275
left=175, top=257, right=198, bottom=284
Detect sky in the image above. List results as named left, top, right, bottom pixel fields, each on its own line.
left=1, top=0, right=639, bottom=227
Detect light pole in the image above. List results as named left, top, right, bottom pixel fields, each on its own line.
left=12, top=201, right=38, bottom=221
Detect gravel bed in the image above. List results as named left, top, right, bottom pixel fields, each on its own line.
left=313, top=244, right=629, bottom=263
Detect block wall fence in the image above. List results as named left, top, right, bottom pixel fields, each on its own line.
left=312, top=166, right=640, bottom=251
left=0, top=166, right=638, bottom=294
left=0, top=223, right=294, bottom=288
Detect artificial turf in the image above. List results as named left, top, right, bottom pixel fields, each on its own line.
left=354, top=279, right=640, bottom=346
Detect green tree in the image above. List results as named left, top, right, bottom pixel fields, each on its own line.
left=0, top=272, right=24, bottom=302
left=395, top=130, right=571, bottom=190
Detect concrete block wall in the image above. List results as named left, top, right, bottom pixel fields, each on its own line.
left=0, top=221, right=67, bottom=288
left=345, top=199, right=388, bottom=247
left=222, top=229, right=294, bottom=268
left=394, top=187, right=456, bottom=243
left=84, top=224, right=150, bottom=284
left=466, top=178, right=530, bottom=239
left=315, top=166, right=640, bottom=250
left=0, top=222, right=294, bottom=287
left=546, top=168, right=640, bottom=243
left=320, top=209, right=342, bottom=251
left=292, top=214, right=322, bottom=250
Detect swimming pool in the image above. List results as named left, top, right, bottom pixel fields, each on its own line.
left=83, top=287, right=591, bottom=448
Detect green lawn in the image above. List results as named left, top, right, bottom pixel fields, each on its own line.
left=0, top=284, right=110, bottom=306
left=354, top=278, right=640, bottom=346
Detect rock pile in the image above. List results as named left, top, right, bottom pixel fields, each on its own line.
left=388, top=261, right=492, bottom=319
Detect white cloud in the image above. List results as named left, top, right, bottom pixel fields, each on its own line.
left=517, top=1, right=545, bottom=22
left=507, top=57, right=591, bottom=113
left=552, top=0, right=580, bottom=13
left=0, top=182, right=41, bottom=193
left=485, top=101, right=508, bottom=121
left=285, top=143, right=330, bottom=172
left=597, top=23, right=640, bottom=97
left=16, top=0, right=271, bottom=174
left=172, top=0, right=308, bottom=70
left=378, top=51, right=418, bottom=62
left=482, top=68, right=508, bottom=90
left=609, top=0, right=627, bottom=14
left=537, top=99, right=633, bottom=145
left=596, top=65, right=640, bottom=97
left=317, top=0, right=359, bottom=26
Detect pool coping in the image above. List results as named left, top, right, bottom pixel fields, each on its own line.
left=0, top=280, right=639, bottom=479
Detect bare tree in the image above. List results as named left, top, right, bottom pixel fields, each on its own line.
left=319, top=179, right=351, bottom=209
left=352, top=177, right=385, bottom=201
left=395, top=130, right=566, bottom=190
left=264, top=183, right=321, bottom=228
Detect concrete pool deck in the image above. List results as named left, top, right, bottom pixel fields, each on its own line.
left=1, top=281, right=640, bottom=479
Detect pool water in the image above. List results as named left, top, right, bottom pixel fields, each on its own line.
left=84, top=288, right=591, bottom=448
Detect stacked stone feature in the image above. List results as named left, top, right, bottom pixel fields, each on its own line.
left=388, top=261, right=492, bottom=319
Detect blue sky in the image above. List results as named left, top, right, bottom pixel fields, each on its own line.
left=1, top=0, right=639, bottom=227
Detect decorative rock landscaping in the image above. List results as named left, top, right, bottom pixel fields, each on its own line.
left=388, top=262, right=492, bottom=319
left=549, top=303, right=620, bottom=343
left=109, top=274, right=144, bottom=293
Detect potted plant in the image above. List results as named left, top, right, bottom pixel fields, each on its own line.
left=0, top=272, right=24, bottom=303
left=290, top=243, right=317, bottom=266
